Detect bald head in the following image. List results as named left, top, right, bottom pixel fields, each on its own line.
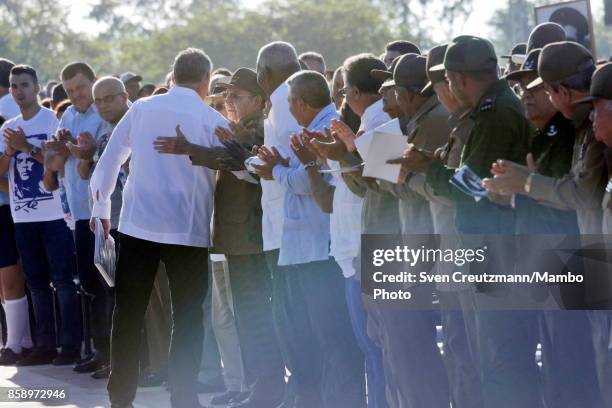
left=93, top=76, right=129, bottom=124
left=93, top=76, right=126, bottom=96
left=256, top=41, right=301, bottom=96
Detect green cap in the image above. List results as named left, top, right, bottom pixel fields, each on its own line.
left=504, top=48, right=542, bottom=82
left=575, top=62, right=612, bottom=103
left=392, top=53, right=429, bottom=94
left=500, top=43, right=527, bottom=59
left=421, top=44, right=449, bottom=94
left=216, top=67, right=265, bottom=96
left=527, top=41, right=595, bottom=89
left=430, top=36, right=497, bottom=73
left=373, top=57, right=401, bottom=91
left=526, top=22, right=566, bottom=53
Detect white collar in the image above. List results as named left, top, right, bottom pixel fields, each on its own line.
left=361, top=99, right=384, bottom=128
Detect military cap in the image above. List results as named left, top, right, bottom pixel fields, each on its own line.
left=500, top=43, right=527, bottom=59
left=373, top=57, right=402, bottom=91
left=504, top=48, right=542, bottom=82
left=421, top=44, right=449, bottom=94
left=430, top=36, right=497, bottom=73
left=391, top=54, right=429, bottom=94
left=216, top=67, right=265, bottom=97
left=527, top=41, right=595, bottom=89
left=526, top=22, right=566, bottom=52
left=575, top=62, right=612, bottom=103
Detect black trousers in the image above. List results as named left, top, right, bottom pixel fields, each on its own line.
left=274, top=257, right=365, bottom=408
left=107, top=234, right=208, bottom=408
left=539, top=311, right=604, bottom=408
left=227, top=253, right=285, bottom=403
left=75, top=219, right=114, bottom=355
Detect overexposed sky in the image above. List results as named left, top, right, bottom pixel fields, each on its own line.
left=63, top=0, right=604, bottom=42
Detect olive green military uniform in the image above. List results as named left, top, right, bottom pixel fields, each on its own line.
left=192, top=67, right=286, bottom=403
left=439, top=107, right=474, bottom=170
left=428, top=36, right=540, bottom=408
left=344, top=54, right=451, bottom=408
left=526, top=104, right=606, bottom=234
left=426, top=79, right=531, bottom=233
left=578, top=61, right=612, bottom=408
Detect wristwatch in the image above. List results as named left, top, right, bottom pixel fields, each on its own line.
left=304, top=161, right=320, bottom=171
left=524, top=172, right=535, bottom=194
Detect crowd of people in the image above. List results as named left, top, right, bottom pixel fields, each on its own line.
left=0, top=20, right=611, bottom=408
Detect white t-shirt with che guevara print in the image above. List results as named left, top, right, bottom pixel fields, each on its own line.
left=0, top=107, right=64, bottom=223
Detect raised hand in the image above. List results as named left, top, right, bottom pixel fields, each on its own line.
left=217, top=156, right=246, bottom=172
left=253, top=145, right=288, bottom=180
left=307, top=127, right=348, bottom=160
left=3, top=127, right=29, bottom=153
left=42, top=140, right=69, bottom=171
left=387, top=144, right=435, bottom=175
left=56, top=128, right=76, bottom=144
left=482, top=159, right=530, bottom=195
left=330, top=119, right=357, bottom=153
left=222, top=139, right=254, bottom=163
left=153, top=125, right=193, bottom=155
left=228, top=122, right=256, bottom=145
left=291, top=132, right=317, bottom=165
left=215, top=126, right=235, bottom=143
left=66, top=131, right=98, bottom=160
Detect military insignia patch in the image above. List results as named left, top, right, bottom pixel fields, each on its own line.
left=479, top=97, right=495, bottom=112
left=547, top=125, right=558, bottom=137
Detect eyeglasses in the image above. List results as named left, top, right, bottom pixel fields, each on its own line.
left=94, top=93, right=123, bottom=105
left=226, top=92, right=254, bottom=102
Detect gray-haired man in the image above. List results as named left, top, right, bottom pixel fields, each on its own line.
left=90, top=48, right=227, bottom=408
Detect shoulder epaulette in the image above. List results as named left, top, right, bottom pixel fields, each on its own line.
left=479, top=96, right=495, bottom=112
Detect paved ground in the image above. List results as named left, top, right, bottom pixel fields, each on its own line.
left=0, top=365, right=218, bottom=408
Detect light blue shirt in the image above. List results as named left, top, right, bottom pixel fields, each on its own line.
left=57, top=104, right=103, bottom=221
left=272, top=103, right=338, bottom=266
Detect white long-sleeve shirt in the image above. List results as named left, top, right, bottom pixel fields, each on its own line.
left=246, top=82, right=301, bottom=251
left=330, top=99, right=390, bottom=277
left=90, top=86, right=227, bottom=248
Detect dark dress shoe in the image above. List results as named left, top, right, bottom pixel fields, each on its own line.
left=16, top=348, right=57, bottom=366
left=0, top=348, right=22, bottom=365
left=274, top=399, right=295, bottom=408
left=229, top=397, right=283, bottom=408
left=196, top=379, right=226, bottom=394
left=20, top=347, right=33, bottom=359
left=91, top=364, right=110, bottom=379
left=208, top=390, right=241, bottom=405
left=75, top=354, right=95, bottom=365
left=52, top=350, right=81, bottom=366
left=74, top=352, right=108, bottom=373
left=225, top=391, right=251, bottom=406
left=138, top=369, right=167, bottom=387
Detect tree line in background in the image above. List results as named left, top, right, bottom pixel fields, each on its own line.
left=0, top=0, right=609, bottom=84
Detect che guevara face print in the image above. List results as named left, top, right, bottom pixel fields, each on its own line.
left=12, top=133, right=53, bottom=213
